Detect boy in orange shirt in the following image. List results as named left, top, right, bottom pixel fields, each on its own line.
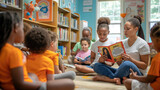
left=44, top=31, right=76, bottom=80
left=25, top=27, right=54, bottom=82
left=124, top=22, right=160, bottom=90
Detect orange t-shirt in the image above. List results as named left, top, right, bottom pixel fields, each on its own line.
left=44, top=50, right=59, bottom=66
left=26, top=53, right=54, bottom=82
left=148, top=53, right=160, bottom=90
left=0, top=43, right=32, bottom=90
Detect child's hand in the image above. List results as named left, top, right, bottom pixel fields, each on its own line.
left=84, top=60, right=91, bottom=64
left=121, top=53, right=131, bottom=61
left=99, top=55, right=108, bottom=63
left=74, top=58, right=82, bottom=64
left=129, top=68, right=137, bottom=79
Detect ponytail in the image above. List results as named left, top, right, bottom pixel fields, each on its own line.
left=133, top=15, right=145, bottom=40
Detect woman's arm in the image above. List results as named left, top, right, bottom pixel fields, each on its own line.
left=122, top=53, right=149, bottom=70
left=11, top=67, right=41, bottom=90
left=90, top=51, right=96, bottom=63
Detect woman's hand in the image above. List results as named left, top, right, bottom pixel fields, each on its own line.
left=121, top=53, right=132, bottom=61
left=129, top=68, right=137, bottom=79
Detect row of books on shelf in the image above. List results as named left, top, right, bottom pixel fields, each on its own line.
left=70, top=31, right=77, bottom=42
left=58, top=46, right=67, bottom=57
left=0, top=0, right=20, bottom=8
left=58, top=13, right=69, bottom=26
left=57, top=27, right=68, bottom=41
left=31, top=24, right=52, bottom=31
left=71, top=18, right=78, bottom=29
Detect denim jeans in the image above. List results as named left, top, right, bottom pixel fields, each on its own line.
left=93, top=61, right=142, bottom=79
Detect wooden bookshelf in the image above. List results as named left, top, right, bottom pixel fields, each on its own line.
left=0, top=0, right=23, bottom=18
left=71, top=13, right=80, bottom=52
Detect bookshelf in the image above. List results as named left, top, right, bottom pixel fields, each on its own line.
left=23, top=1, right=80, bottom=60
left=0, top=0, right=23, bottom=18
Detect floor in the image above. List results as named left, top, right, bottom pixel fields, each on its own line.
left=64, top=61, right=126, bottom=90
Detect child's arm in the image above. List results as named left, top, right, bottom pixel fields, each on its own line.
left=54, top=65, right=62, bottom=74
left=84, top=60, right=91, bottom=64
left=59, top=57, right=65, bottom=73
left=90, top=51, right=96, bottom=63
left=11, top=67, right=41, bottom=90
left=47, top=74, right=54, bottom=81
left=130, top=69, right=157, bottom=83
left=74, top=58, right=82, bottom=64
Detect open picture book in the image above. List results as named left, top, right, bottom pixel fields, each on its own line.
left=76, top=55, right=91, bottom=62
left=98, top=41, right=126, bottom=63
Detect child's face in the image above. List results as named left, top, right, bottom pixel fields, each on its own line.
left=151, top=36, right=160, bottom=52
left=81, top=40, right=89, bottom=52
left=97, top=28, right=109, bottom=42
left=82, top=30, right=91, bottom=40
left=14, top=22, right=24, bottom=43
left=50, top=39, right=58, bottom=52
left=124, top=22, right=138, bottom=38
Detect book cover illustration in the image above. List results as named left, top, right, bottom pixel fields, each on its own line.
left=36, top=0, right=53, bottom=22
left=98, top=41, right=126, bottom=63
left=76, top=55, right=91, bottom=63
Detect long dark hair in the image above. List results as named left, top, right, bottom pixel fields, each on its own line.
left=0, top=12, right=21, bottom=51
left=103, top=47, right=111, bottom=59
left=128, top=15, right=145, bottom=40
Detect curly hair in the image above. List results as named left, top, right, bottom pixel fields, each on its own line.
left=97, top=17, right=110, bottom=31
left=25, top=27, right=51, bottom=54
left=150, top=22, right=160, bottom=38
left=80, top=37, right=90, bottom=47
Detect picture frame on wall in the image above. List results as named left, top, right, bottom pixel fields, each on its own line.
left=36, top=0, right=53, bottom=22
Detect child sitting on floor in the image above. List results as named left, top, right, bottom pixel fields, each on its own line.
left=25, top=27, right=55, bottom=82
left=44, top=31, right=76, bottom=80
left=74, top=37, right=91, bottom=65
left=124, top=22, right=160, bottom=90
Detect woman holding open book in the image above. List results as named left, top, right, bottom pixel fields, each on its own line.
left=93, top=15, right=150, bottom=85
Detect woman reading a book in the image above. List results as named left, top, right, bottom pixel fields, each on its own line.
left=93, top=15, right=150, bottom=85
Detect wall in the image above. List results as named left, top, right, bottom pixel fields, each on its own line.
left=77, top=0, right=97, bottom=40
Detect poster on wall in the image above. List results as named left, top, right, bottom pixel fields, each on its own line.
left=36, top=0, right=53, bottom=22
left=83, top=0, right=92, bottom=6
left=124, top=0, right=145, bottom=22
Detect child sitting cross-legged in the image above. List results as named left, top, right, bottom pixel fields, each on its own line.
left=43, top=30, right=76, bottom=80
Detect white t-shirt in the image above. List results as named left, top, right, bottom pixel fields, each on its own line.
left=123, top=37, right=150, bottom=75
left=91, top=39, right=115, bottom=66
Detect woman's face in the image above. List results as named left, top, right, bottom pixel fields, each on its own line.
left=124, top=21, right=137, bottom=38
left=97, top=28, right=109, bottom=42
left=14, top=21, right=24, bottom=43
left=81, top=40, right=89, bottom=52
left=82, top=30, right=91, bottom=40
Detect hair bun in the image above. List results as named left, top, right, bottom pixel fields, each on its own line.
left=98, top=17, right=110, bottom=25
left=133, top=15, right=142, bottom=24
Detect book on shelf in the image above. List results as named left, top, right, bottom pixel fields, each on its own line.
left=76, top=55, right=91, bottom=63
left=58, top=12, right=69, bottom=26
left=70, top=31, right=77, bottom=42
left=98, top=41, right=126, bottom=63
left=71, top=18, right=77, bottom=29
left=0, top=0, right=20, bottom=8
left=58, top=46, right=67, bottom=56
left=57, top=27, right=68, bottom=41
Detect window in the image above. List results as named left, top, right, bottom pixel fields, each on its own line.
left=149, top=0, right=160, bottom=42
left=97, top=0, right=121, bottom=41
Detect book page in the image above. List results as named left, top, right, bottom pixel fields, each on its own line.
left=109, top=42, right=126, bottom=62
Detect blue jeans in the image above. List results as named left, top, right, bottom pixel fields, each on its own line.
left=93, top=61, right=142, bottom=79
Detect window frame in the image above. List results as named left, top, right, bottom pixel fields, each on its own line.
left=96, top=0, right=124, bottom=41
